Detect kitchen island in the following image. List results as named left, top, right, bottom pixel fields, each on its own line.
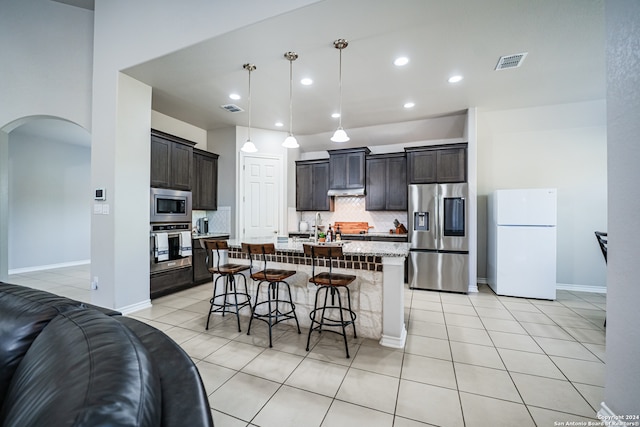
left=217, top=239, right=409, bottom=348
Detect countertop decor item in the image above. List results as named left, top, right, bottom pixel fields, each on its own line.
left=333, top=221, right=372, bottom=234
left=393, top=219, right=408, bottom=234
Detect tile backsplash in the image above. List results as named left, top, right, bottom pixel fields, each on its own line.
left=295, top=197, right=408, bottom=233
left=193, top=206, right=231, bottom=234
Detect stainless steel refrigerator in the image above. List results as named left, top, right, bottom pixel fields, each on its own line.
left=408, top=183, right=469, bottom=293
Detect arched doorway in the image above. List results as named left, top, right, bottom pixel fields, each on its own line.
left=0, top=116, right=91, bottom=300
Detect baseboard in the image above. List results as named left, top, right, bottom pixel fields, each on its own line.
left=9, top=259, right=90, bottom=275
left=476, top=277, right=606, bottom=294
left=598, top=401, right=634, bottom=426
left=118, top=299, right=152, bottom=315
left=379, top=324, right=407, bottom=349
left=557, top=283, right=607, bottom=294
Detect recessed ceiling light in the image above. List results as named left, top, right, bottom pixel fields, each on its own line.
left=394, top=57, right=409, bottom=67
left=300, top=78, right=313, bottom=85
left=275, top=122, right=284, bottom=127
left=331, top=113, right=341, bottom=118
left=448, top=75, right=463, bottom=83
left=229, top=93, right=241, bottom=100
left=404, top=102, right=415, bottom=109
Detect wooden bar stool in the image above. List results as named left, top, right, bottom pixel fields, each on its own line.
left=201, top=239, right=251, bottom=332
left=303, top=244, right=357, bottom=358
left=242, top=243, right=301, bottom=347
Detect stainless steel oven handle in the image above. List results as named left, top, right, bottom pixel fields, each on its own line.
left=150, top=232, right=182, bottom=238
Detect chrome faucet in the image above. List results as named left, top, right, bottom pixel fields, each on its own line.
left=314, top=212, right=322, bottom=242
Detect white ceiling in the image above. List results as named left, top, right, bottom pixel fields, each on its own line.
left=124, top=0, right=605, bottom=152
left=39, top=0, right=604, bottom=152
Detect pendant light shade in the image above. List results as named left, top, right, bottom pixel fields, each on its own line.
left=241, top=140, right=257, bottom=153
left=241, top=63, right=258, bottom=153
left=282, top=51, right=299, bottom=148
left=282, top=135, right=298, bottom=148
left=331, top=127, right=349, bottom=143
left=330, top=38, right=350, bottom=143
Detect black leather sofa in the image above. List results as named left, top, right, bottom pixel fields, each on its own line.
left=0, top=282, right=214, bottom=427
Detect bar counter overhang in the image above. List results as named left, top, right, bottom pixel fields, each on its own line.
left=207, top=238, right=409, bottom=348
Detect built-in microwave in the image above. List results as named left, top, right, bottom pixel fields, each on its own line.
left=150, top=188, right=192, bottom=223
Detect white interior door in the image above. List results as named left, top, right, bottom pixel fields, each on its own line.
left=242, top=155, right=281, bottom=239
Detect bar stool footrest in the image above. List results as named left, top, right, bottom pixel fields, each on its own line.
left=251, top=300, right=298, bottom=327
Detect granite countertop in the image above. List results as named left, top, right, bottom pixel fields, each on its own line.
left=343, top=232, right=408, bottom=237
left=226, top=238, right=409, bottom=257
left=288, top=231, right=408, bottom=238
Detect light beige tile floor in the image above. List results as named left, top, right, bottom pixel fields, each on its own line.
left=10, top=265, right=607, bottom=427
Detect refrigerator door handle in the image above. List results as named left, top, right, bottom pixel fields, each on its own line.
left=435, top=184, right=443, bottom=250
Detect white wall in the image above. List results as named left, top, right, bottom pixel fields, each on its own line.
left=602, top=0, right=640, bottom=417
left=0, top=0, right=93, bottom=130
left=208, top=127, right=238, bottom=237
left=0, top=0, right=94, bottom=280
left=8, top=132, right=90, bottom=271
left=151, top=111, right=207, bottom=149
left=477, top=100, right=608, bottom=290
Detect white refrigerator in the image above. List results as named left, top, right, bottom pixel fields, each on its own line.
left=487, top=188, right=557, bottom=300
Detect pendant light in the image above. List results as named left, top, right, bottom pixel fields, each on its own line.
left=241, top=63, right=258, bottom=153
left=331, top=38, right=350, bottom=143
left=282, top=52, right=299, bottom=148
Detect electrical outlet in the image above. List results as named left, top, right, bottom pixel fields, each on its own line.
left=91, top=276, right=98, bottom=290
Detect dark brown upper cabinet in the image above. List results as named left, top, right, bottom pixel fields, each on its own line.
left=296, top=159, right=333, bottom=211
left=405, top=143, right=467, bottom=184
left=365, top=153, right=407, bottom=211
left=150, top=129, right=195, bottom=190
left=192, top=148, right=219, bottom=210
left=327, top=147, right=370, bottom=195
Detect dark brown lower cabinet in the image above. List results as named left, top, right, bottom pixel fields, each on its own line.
left=192, top=235, right=230, bottom=285
left=150, top=267, right=193, bottom=299
left=192, top=246, right=211, bottom=284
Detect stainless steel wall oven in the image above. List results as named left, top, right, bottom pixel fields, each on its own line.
left=149, top=223, right=193, bottom=274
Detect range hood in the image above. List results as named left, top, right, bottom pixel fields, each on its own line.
left=327, top=187, right=365, bottom=197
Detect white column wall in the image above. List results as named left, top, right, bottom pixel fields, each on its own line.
left=90, top=72, right=152, bottom=310
left=601, top=0, right=640, bottom=418
left=0, top=132, right=8, bottom=282
left=466, top=108, right=478, bottom=292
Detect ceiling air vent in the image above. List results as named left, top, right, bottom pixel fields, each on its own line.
left=495, top=52, right=528, bottom=70
left=220, top=104, right=244, bottom=113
